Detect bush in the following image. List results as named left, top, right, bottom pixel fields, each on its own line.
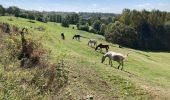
left=0, top=31, right=69, bottom=98
left=31, top=61, right=69, bottom=92
left=89, top=28, right=97, bottom=33
left=0, top=22, right=11, bottom=33
left=0, top=36, right=20, bottom=70
left=37, top=17, right=47, bottom=23
left=78, top=25, right=89, bottom=32
left=8, top=18, right=13, bottom=21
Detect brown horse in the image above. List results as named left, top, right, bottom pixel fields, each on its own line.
left=73, top=34, right=81, bottom=41
left=95, top=43, right=109, bottom=52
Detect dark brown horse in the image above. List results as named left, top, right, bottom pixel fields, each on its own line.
left=61, top=33, right=65, bottom=40
left=73, top=34, right=81, bottom=41
left=95, top=43, right=109, bottom=52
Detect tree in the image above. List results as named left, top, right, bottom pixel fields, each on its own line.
left=0, top=5, right=5, bottom=16
left=20, top=13, right=28, bottom=18
left=61, top=18, right=69, bottom=27
left=105, top=22, right=138, bottom=48
left=77, top=23, right=89, bottom=32
left=88, top=16, right=100, bottom=26
left=68, top=14, right=79, bottom=24
left=56, top=15, right=62, bottom=23
left=92, top=20, right=102, bottom=33
left=120, top=9, right=131, bottom=25
left=6, top=6, right=20, bottom=17
left=99, top=24, right=106, bottom=35
left=27, top=12, right=36, bottom=20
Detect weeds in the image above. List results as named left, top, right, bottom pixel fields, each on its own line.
left=0, top=23, right=69, bottom=98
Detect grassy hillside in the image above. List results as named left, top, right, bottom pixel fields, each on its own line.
left=0, top=16, right=170, bottom=99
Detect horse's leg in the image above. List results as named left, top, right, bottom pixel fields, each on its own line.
left=111, top=60, right=113, bottom=67
left=106, top=48, right=107, bottom=52
left=117, top=62, right=121, bottom=69
left=121, top=61, right=124, bottom=70
left=109, top=59, right=111, bottom=65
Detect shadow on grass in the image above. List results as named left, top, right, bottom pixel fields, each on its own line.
left=104, top=63, right=138, bottom=77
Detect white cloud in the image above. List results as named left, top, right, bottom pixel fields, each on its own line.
left=137, top=3, right=151, bottom=8
left=135, top=2, right=170, bottom=11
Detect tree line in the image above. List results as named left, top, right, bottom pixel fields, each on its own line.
left=105, top=9, right=170, bottom=51
left=1, top=5, right=170, bottom=51
left=0, top=5, right=116, bottom=34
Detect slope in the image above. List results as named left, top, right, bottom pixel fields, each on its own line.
left=0, top=16, right=170, bottom=99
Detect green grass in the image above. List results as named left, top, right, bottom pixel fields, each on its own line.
left=0, top=16, right=170, bottom=99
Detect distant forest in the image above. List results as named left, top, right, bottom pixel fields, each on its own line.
left=0, top=5, right=170, bottom=51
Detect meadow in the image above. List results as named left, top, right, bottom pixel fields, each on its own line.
left=0, top=16, right=170, bottom=99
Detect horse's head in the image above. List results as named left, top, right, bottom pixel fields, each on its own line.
left=99, top=43, right=102, bottom=46
left=123, top=53, right=129, bottom=61
left=95, top=45, right=99, bottom=51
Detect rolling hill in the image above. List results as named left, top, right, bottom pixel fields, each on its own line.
left=0, top=16, right=170, bottom=99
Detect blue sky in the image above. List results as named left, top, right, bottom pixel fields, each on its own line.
left=0, top=0, right=170, bottom=13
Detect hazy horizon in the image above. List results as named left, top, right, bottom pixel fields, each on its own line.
left=0, top=0, right=170, bottom=13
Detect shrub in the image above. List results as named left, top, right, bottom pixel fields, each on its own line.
left=89, top=28, right=97, bottom=33
left=0, top=25, right=69, bottom=98
left=0, top=22, right=11, bottom=33
left=8, top=18, right=13, bottom=21
left=78, top=25, right=89, bottom=32
left=37, top=17, right=47, bottom=23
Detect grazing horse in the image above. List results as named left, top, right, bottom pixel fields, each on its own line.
left=95, top=43, right=109, bottom=52
left=73, top=34, right=81, bottom=41
left=61, top=33, right=65, bottom=40
left=88, top=39, right=97, bottom=47
left=101, top=51, right=128, bottom=70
